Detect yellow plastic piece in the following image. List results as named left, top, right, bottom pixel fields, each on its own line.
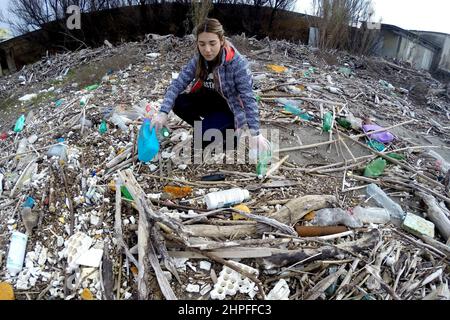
left=0, top=282, right=15, bottom=300
left=267, top=64, right=287, bottom=73
left=232, top=204, right=250, bottom=220
left=81, top=288, right=94, bottom=300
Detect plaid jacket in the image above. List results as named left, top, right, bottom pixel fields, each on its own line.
left=160, top=43, right=260, bottom=135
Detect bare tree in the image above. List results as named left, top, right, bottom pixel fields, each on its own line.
left=311, top=0, right=378, bottom=54
left=267, top=0, right=295, bottom=29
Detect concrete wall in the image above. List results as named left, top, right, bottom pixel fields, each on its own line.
left=439, top=36, right=450, bottom=73
left=396, top=37, right=435, bottom=70
left=380, top=32, right=401, bottom=58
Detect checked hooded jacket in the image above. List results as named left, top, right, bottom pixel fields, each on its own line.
left=160, top=42, right=261, bottom=136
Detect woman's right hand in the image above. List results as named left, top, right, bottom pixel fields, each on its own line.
left=150, top=112, right=168, bottom=133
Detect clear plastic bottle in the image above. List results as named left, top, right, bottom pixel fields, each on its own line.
left=352, top=206, right=390, bottom=224
left=6, top=231, right=28, bottom=276
left=312, top=208, right=362, bottom=228
left=366, top=184, right=405, bottom=223
left=16, top=138, right=28, bottom=159
left=205, top=188, right=250, bottom=210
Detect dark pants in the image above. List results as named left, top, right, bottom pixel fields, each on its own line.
left=173, top=89, right=236, bottom=149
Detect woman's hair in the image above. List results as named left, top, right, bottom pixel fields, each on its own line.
left=194, top=18, right=225, bottom=80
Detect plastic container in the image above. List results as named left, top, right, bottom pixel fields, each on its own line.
left=6, top=231, right=28, bottom=276
left=352, top=206, right=390, bottom=224
left=137, top=118, right=159, bottom=163
left=47, top=138, right=67, bottom=161
left=364, top=158, right=387, bottom=177
left=14, top=115, right=26, bottom=132
left=366, top=183, right=405, bottom=223
left=322, top=111, right=333, bottom=132
left=205, top=188, right=250, bottom=210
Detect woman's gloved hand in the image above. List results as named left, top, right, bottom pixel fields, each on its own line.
left=249, top=134, right=271, bottom=160
left=149, top=112, right=168, bottom=133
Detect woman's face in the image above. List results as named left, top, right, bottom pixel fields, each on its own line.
left=197, top=32, right=223, bottom=62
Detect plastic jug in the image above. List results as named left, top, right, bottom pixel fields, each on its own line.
left=137, top=118, right=159, bottom=163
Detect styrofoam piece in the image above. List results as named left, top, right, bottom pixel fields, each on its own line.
left=266, top=279, right=290, bottom=300
left=210, top=261, right=259, bottom=300
left=186, top=284, right=200, bottom=293
left=75, top=248, right=104, bottom=268
left=65, top=232, right=93, bottom=271
left=199, top=261, right=212, bottom=271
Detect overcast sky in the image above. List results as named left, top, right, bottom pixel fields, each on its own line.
left=296, top=0, right=450, bottom=33
left=1, top=0, right=449, bottom=35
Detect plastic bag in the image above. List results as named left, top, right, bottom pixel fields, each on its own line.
left=137, top=118, right=159, bottom=162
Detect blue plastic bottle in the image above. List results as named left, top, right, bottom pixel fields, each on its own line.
left=137, top=118, right=159, bottom=163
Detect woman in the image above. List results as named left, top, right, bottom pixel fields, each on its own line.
left=150, top=18, right=270, bottom=156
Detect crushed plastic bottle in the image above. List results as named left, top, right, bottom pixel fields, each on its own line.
left=366, top=184, right=405, bottom=224
left=312, top=208, right=362, bottom=228
left=47, top=138, right=68, bottom=161
left=364, top=158, right=387, bottom=177
left=14, top=115, right=26, bottom=132
left=137, top=118, right=159, bottom=163
left=367, top=139, right=386, bottom=152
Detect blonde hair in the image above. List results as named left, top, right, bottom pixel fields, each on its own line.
left=194, top=18, right=225, bottom=80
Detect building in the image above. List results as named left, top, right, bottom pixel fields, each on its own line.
left=376, top=24, right=450, bottom=76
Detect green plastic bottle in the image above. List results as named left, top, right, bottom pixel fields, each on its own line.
left=336, top=117, right=351, bottom=129
left=387, top=153, right=405, bottom=161
left=256, top=95, right=261, bottom=103
left=159, top=127, right=170, bottom=140
left=322, top=112, right=333, bottom=132
left=256, top=152, right=272, bottom=179
left=99, top=120, right=107, bottom=134
left=14, top=115, right=26, bottom=133
left=364, top=158, right=387, bottom=177
left=85, top=84, right=100, bottom=91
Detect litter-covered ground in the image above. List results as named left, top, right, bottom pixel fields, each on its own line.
left=0, top=33, right=449, bottom=300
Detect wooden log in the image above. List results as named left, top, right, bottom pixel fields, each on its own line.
left=416, top=192, right=450, bottom=241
